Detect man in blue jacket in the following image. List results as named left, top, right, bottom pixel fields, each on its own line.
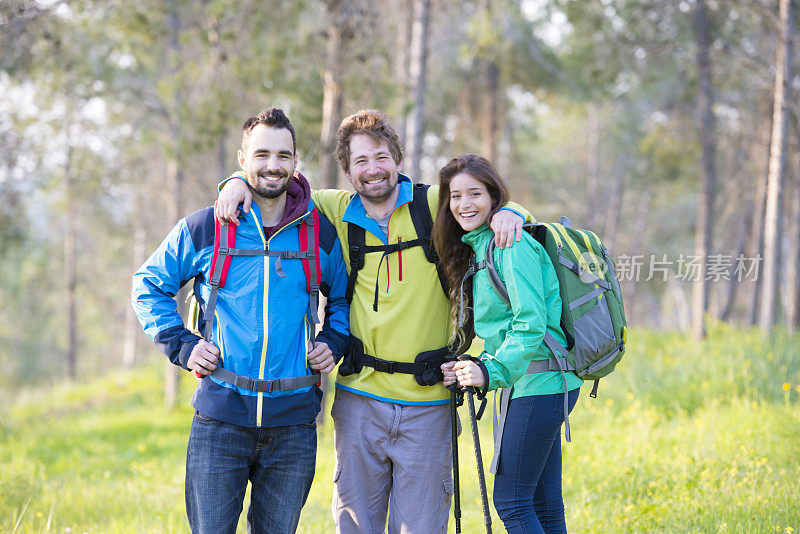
left=131, top=107, right=349, bottom=533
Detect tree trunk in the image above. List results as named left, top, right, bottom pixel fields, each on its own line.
left=319, top=0, right=349, bottom=189
left=64, top=139, right=77, bottom=380
left=691, top=0, right=716, bottom=340
left=604, top=152, right=628, bottom=252
left=405, top=0, right=430, bottom=180
left=482, top=60, right=501, bottom=164
left=786, top=157, right=800, bottom=331
left=123, top=216, right=146, bottom=369
left=585, top=104, right=601, bottom=229
left=165, top=156, right=185, bottom=408
left=394, top=0, right=413, bottom=148
left=759, top=0, right=794, bottom=331
left=217, top=136, right=228, bottom=181
left=165, top=0, right=183, bottom=408
left=624, top=191, right=652, bottom=323
left=719, top=205, right=750, bottom=322
left=747, top=114, right=771, bottom=326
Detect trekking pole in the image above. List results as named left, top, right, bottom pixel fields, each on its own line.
left=446, top=378, right=462, bottom=533
left=466, top=387, right=492, bottom=533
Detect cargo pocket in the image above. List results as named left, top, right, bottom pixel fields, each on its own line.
left=333, top=462, right=342, bottom=484
left=436, top=474, right=455, bottom=532
left=572, top=299, right=617, bottom=374
left=331, top=462, right=343, bottom=526
left=442, top=474, right=454, bottom=497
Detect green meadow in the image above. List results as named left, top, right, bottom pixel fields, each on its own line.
left=2, top=324, right=799, bottom=533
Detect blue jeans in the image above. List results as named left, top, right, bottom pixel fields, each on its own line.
left=492, top=389, right=579, bottom=534
left=185, top=411, right=316, bottom=534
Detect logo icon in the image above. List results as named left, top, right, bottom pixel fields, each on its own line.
left=578, top=251, right=608, bottom=284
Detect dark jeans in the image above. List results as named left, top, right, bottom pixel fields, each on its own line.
left=492, top=389, right=579, bottom=534
left=185, top=411, right=316, bottom=534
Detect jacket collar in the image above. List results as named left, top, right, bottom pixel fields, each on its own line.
left=238, top=171, right=312, bottom=236
left=342, top=174, right=414, bottom=244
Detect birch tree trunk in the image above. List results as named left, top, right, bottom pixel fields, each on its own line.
left=64, top=133, right=77, bottom=380
left=691, top=0, right=716, bottom=340
left=785, top=165, right=800, bottom=331
left=748, top=141, right=769, bottom=326
left=759, top=0, right=794, bottom=331
left=405, top=0, right=430, bottom=180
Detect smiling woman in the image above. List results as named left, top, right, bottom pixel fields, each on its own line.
left=434, top=154, right=582, bottom=534
left=448, top=173, right=494, bottom=232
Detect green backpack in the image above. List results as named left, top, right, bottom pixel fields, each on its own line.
left=481, top=218, right=627, bottom=398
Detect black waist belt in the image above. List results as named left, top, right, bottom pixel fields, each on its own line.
left=354, top=353, right=430, bottom=375
left=339, top=335, right=449, bottom=386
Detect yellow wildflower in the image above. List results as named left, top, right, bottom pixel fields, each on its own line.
left=783, top=382, right=791, bottom=391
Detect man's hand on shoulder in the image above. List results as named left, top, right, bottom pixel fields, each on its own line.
left=307, top=341, right=335, bottom=374
left=489, top=209, right=524, bottom=249
left=215, top=178, right=252, bottom=225
left=188, top=340, right=220, bottom=376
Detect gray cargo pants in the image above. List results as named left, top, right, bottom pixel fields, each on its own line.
left=331, top=387, right=454, bottom=534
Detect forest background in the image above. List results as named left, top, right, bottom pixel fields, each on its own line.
left=1, top=0, right=799, bottom=532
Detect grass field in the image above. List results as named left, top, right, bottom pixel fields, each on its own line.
left=2, top=324, right=799, bottom=533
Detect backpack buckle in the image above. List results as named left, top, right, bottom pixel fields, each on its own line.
left=349, top=245, right=363, bottom=268
left=373, top=358, right=395, bottom=374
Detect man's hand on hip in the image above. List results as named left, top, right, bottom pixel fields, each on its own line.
left=307, top=341, right=335, bottom=374
left=188, top=340, right=220, bottom=376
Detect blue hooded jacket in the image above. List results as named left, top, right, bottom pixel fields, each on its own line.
left=132, top=174, right=349, bottom=427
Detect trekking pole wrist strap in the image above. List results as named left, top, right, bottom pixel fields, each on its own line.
left=459, top=355, right=489, bottom=399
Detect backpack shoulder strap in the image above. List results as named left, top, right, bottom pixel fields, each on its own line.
left=408, top=182, right=449, bottom=297
left=203, top=213, right=237, bottom=340
left=345, top=215, right=366, bottom=304
left=300, top=208, right=321, bottom=324
left=483, top=238, right=511, bottom=306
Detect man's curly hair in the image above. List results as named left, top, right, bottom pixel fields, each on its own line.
left=336, top=109, right=402, bottom=173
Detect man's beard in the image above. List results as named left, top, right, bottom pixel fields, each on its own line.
left=248, top=170, right=290, bottom=199
left=355, top=170, right=395, bottom=203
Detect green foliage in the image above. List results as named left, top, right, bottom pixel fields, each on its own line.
left=1, top=328, right=798, bottom=532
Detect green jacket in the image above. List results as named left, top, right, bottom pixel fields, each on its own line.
left=463, top=224, right=582, bottom=398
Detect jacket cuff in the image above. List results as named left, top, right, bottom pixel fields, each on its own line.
left=218, top=173, right=246, bottom=192
left=497, top=206, right=525, bottom=222
left=178, top=334, right=202, bottom=370
left=154, top=325, right=201, bottom=371
left=315, top=329, right=348, bottom=363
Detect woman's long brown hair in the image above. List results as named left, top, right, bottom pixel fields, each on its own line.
left=432, top=154, right=509, bottom=347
